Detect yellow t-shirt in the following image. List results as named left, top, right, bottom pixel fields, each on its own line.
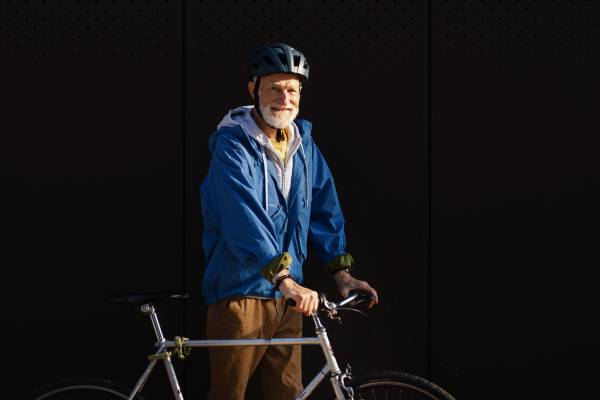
left=270, top=127, right=289, bottom=164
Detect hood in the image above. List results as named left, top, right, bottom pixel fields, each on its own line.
left=208, top=105, right=313, bottom=153
left=208, top=106, right=256, bottom=153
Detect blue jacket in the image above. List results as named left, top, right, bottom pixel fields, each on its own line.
left=200, top=111, right=347, bottom=304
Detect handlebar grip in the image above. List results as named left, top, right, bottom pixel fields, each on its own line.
left=337, top=290, right=376, bottom=307
left=349, top=290, right=374, bottom=300
left=287, top=292, right=373, bottom=310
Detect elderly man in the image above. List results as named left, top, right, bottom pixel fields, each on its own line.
left=200, top=43, right=378, bottom=400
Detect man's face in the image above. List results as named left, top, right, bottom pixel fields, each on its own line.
left=249, top=73, right=302, bottom=130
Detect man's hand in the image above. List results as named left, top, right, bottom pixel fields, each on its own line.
left=278, top=279, right=319, bottom=316
left=334, top=271, right=379, bottom=308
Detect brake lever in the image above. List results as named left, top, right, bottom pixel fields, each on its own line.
left=320, top=294, right=342, bottom=322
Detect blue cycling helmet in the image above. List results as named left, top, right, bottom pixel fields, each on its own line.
left=248, top=43, right=309, bottom=83
left=249, top=44, right=308, bottom=139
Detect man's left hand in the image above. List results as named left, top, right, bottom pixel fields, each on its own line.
left=334, top=271, right=378, bottom=308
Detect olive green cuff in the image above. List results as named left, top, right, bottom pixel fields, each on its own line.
left=325, top=253, right=355, bottom=276
left=261, top=252, right=293, bottom=283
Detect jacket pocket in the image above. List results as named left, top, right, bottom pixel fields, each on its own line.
left=268, top=204, right=282, bottom=219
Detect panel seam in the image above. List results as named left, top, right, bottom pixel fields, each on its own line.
left=181, top=0, right=187, bottom=394
left=427, top=0, right=433, bottom=383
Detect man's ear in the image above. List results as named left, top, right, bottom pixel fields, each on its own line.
left=248, top=81, right=255, bottom=100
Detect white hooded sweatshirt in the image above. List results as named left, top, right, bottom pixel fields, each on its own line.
left=217, top=105, right=304, bottom=203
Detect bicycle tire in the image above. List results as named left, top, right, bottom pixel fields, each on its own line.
left=23, top=376, right=148, bottom=400
left=323, top=371, right=455, bottom=400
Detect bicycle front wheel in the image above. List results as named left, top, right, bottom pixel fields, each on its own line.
left=23, top=377, right=148, bottom=400
left=323, top=371, right=455, bottom=400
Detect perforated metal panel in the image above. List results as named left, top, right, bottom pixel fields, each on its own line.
left=431, top=1, right=600, bottom=399
left=2, top=2, right=183, bottom=400
left=1, top=1, right=179, bottom=88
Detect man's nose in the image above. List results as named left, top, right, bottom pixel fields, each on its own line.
left=276, top=90, right=290, bottom=105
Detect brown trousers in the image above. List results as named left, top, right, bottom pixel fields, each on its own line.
left=206, top=296, right=303, bottom=400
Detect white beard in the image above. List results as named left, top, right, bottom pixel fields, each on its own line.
left=260, top=101, right=299, bottom=130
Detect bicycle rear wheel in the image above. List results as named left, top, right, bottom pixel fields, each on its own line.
left=23, top=377, right=148, bottom=400
left=323, top=371, right=455, bottom=400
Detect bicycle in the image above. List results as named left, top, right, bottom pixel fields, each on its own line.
left=23, top=290, right=455, bottom=400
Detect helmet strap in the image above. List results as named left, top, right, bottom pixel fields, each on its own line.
left=254, top=76, right=264, bottom=120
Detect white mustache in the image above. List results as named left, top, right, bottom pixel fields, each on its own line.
left=260, top=101, right=299, bottom=130
left=266, top=102, right=294, bottom=110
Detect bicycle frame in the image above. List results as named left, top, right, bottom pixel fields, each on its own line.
left=126, top=305, right=351, bottom=400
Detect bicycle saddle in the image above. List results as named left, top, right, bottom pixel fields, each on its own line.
left=109, top=290, right=188, bottom=310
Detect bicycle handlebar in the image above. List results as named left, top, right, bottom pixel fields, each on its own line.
left=286, top=290, right=373, bottom=310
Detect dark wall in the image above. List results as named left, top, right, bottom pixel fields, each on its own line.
left=2, top=2, right=184, bottom=399
left=3, top=1, right=599, bottom=399
left=431, top=2, right=600, bottom=398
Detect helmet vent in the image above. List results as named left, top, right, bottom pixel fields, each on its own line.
left=262, top=56, right=275, bottom=66
left=276, top=53, right=288, bottom=65
left=248, top=43, right=309, bottom=83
